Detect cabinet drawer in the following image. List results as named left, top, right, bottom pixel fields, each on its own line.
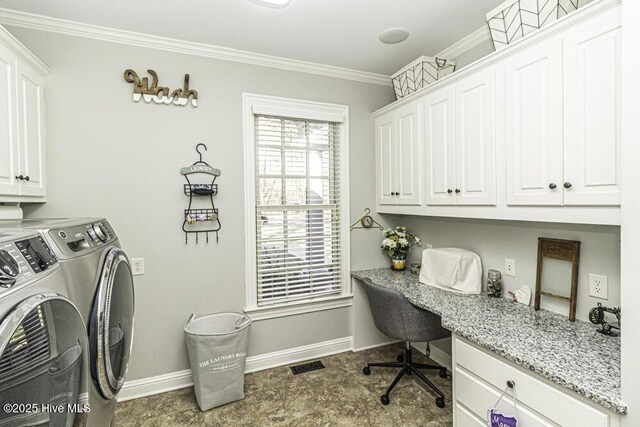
left=455, top=401, right=486, bottom=427
left=455, top=367, right=556, bottom=427
left=454, top=337, right=610, bottom=427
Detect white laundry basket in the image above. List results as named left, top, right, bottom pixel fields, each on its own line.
left=184, top=312, right=252, bottom=411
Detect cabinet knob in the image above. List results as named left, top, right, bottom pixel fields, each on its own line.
left=447, top=189, right=453, bottom=194
left=391, top=192, right=397, bottom=196
left=549, top=183, right=557, bottom=189
left=455, top=189, right=461, bottom=194
left=15, top=175, right=23, bottom=181
left=507, top=380, right=515, bottom=389
left=24, top=176, right=29, bottom=182
left=563, top=182, right=572, bottom=189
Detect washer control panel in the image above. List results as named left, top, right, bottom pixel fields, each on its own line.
left=48, top=220, right=116, bottom=257
left=14, top=236, right=57, bottom=273
left=0, top=234, right=56, bottom=291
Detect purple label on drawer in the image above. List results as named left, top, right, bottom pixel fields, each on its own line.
left=488, top=410, right=518, bottom=427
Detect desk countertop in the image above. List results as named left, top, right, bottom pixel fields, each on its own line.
left=351, top=268, right=625, bottom=414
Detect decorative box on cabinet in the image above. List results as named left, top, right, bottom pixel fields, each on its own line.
left=375, top=101, right=421, bottom=206
left=0, top=25, right=49, bottom=201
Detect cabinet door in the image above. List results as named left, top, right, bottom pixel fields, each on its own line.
left=455, top=69, right=497, bottom=206
left=563, top=8, right=621, bottom=206
left=395, top=102, right=421, bottom=205
left=0, top=44, right=18, bottom=195
left=375, top=112, right=396, bottom=205
left=16, top=62, right=45, bottom=197
left=505, top=40, right=563, bottom=206
left=424, top=86, right=456, bottom=205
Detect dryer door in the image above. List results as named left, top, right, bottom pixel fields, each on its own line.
left=90, top=248, right=134, bottom=400
left=0, top=292, right=88, bottom=426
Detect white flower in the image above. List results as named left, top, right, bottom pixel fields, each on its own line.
left=398, top=238, right=409, bottom=247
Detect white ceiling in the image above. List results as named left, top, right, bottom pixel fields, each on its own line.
left=0, top=0, right=504, bottom=75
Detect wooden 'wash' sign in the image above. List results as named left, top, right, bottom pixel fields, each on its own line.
left=124, top=69, right=198, bottom=107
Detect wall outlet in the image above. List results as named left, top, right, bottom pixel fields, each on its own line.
left=589, top=274, right=608, bottom=300
left=131, top=258, right=145, bottom=276
left=505, top=258, right=516, bottom=277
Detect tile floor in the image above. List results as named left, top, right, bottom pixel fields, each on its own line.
left=115, top=343, right=453, bottom=426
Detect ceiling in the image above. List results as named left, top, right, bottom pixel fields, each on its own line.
left=0, top=0, right=504, bottom=75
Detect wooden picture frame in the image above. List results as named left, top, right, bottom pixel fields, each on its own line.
left=534, top=238, right=581, bottom=321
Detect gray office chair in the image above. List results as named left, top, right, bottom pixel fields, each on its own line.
left=361, top=278, right=451, bottom=408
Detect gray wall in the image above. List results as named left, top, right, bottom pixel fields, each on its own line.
left=391, top=215, right=621, bottom=323
left=8, top=26, right=395, bottom=381
left=451, top=38, right=495, bottom=69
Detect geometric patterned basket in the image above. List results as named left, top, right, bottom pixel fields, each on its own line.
left=486, top=0, right=594, bottom=50
left=391, top=56, right=456, bottom=100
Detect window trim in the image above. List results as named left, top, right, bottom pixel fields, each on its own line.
left=242, top=93, right=351, bottom=319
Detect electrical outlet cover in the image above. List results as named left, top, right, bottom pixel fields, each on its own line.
left=505, top=258, right=516, bottom=277
left=131, top=258, right=145, bottom=276
left=589, top=273, right=608, bottom=300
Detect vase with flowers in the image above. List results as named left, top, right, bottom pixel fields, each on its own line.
left=381, top=226, right=422, bottom=270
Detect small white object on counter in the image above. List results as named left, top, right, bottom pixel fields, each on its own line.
left=419, top=248, right=482, bottom=294
left=510, top=285, right=532, bottom=305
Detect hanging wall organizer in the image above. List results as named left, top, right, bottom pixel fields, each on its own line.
left=181, top=144, right=221, bottom=244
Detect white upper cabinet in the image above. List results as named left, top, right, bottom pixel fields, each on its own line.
left=563, top=7, right=621, bottom=206
left=424, top=86, right=455, bottom=205
left=505, top=39, right=563, bottom=206
left=424, top=70, right=496, bottom=206
left=0, top=25, right=49, bottom=201
left=375, top=101, right=421, bottom=206
left=455, top=69, right=496, bottom=206
left=372, top=0, right=621, bottom=225
left=0, top=42, right=18, bottom=196
left=15, top=61, right=45, bottom=197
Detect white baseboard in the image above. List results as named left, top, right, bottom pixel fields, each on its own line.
left=352, top=340, right=400, bottom=353
left=118, top=336, right=353, bottom=402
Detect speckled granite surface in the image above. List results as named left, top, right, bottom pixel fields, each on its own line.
left=352, top=268, right=626, bottom=414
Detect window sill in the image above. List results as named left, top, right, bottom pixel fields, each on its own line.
left=244, top=294, right=353, bottom=321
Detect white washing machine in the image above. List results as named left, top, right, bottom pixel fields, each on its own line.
left=0, top=219, right=135, bottom=427
left=0, top=230, right=90, bottom=427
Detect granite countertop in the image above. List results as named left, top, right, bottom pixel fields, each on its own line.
left=352, top=268, right=626, bottom=414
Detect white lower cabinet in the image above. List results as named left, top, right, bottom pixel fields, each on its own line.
left=452, top=335, right=621, bottom=427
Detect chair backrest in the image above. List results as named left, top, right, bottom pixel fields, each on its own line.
left=362, top=278, right=450, bottom=343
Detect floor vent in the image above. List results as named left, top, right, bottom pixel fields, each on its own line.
left=290, top=360, right=325, bottom=375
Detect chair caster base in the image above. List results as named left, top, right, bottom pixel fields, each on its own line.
left=435, top=397, right=445, bottom=408
left=439, top=368, right=447, bottom=378
left=381, top=394, right=390, bottom=405
left=362, top=366, right=371, bottom=375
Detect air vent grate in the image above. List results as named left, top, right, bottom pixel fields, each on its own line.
left=0, top=305, right=50, bottom=379
left=290, top=360, right=325, bottom=375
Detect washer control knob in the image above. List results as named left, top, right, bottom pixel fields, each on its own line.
left=0, top=249, right=20, bottom=288
left=93, top=223, right=108, bottom=242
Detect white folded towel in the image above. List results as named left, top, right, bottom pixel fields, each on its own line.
left=419, top=248, right=482, bottom=295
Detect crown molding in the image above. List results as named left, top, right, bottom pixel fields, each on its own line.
left=435, top=25, right=491, bottom=60
left=0, top=22, right=50, bottom=75
left=0, top=8, right=391, bottom=86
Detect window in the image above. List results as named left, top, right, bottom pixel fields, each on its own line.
left=243, top=94, right=351, bottom=317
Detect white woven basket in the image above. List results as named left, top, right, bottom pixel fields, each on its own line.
left=391, top=56, right=456, bottom=100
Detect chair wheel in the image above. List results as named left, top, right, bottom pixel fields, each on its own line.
left=397, top=354, right=404, bottom=362
left=435, top=397, right=445, bottom=408
left=381, top=394, right=390, bottom=405
left=362, top=366, right=371, bottom=375
left=439, top=368, right=447, bottom=378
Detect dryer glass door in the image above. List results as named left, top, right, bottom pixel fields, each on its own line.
left=92, top=248, right=134, bottom=399
left=0, top=293, right=87, bottom=426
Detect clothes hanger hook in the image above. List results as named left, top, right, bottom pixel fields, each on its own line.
left=195, top=143, right=207, bottom=162
left=364, top=208, right=371, bottom=215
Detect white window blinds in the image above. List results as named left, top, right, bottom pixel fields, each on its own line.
left=254, top=114, right=342, bottom=306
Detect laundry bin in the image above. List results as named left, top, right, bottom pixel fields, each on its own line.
left=184, top=312, right=252, bottom=411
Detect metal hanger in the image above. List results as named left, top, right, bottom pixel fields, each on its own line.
left=350, top=208, right=384, bottom=231
left=180, top=143, right=221, bottom=176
